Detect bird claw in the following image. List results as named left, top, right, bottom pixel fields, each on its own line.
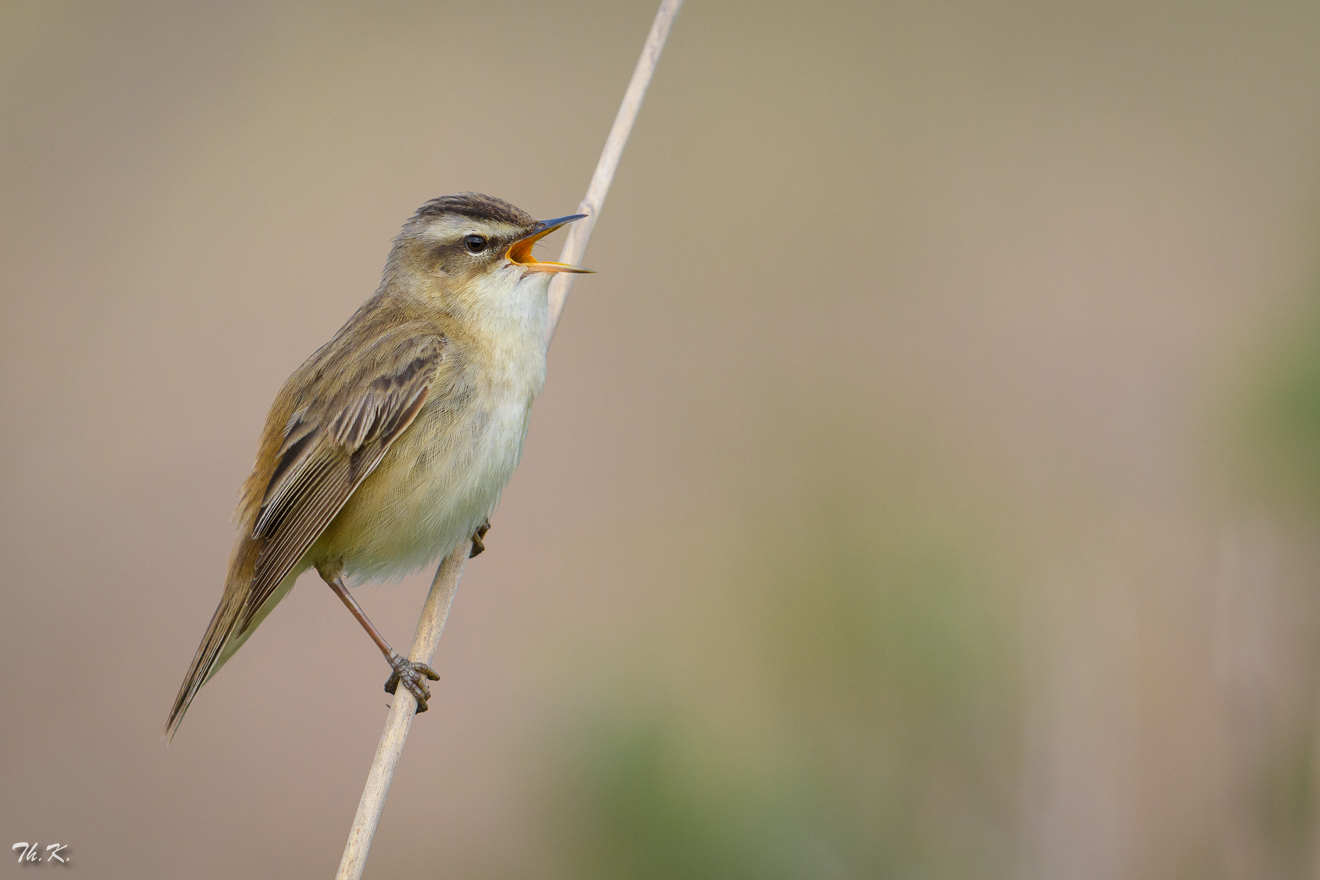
left=384, top=654, right=440, bottom=713
left=469, top=519, right=491, bottom=558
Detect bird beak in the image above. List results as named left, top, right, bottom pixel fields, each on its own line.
left=506, top=214, right=593, bottom=273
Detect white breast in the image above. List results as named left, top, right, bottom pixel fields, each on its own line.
left=325, top=268, right=551, bottom=583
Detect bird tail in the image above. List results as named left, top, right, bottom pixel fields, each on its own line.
left=163, top=541, right=260, bottom=743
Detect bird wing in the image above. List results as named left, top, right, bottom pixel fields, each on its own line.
left=166, top=323, right=447, bottom=740
left=242, top=329, right=446, bottom=626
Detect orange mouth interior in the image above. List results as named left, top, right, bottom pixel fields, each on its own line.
left=506, top=229, right=552, bottom=266
left=504, top=220, right=592, bottom=274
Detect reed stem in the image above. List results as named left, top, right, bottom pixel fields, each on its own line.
left=335, top=3, right=682, bottom=876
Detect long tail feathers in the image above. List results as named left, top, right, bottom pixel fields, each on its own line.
left=164, top=544, right=259, bottom=743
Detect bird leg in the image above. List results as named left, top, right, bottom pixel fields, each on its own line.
left=318, top=565, right=440, bottom=713
left=468, top=518, right=491, bottom=558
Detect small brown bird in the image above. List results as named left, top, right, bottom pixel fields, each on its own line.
left=166, top=194, right=588, bottom=741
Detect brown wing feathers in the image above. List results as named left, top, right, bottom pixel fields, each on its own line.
left=243, top=335, right=442, bottom=625
left=165, top=329, right=444, bottom=740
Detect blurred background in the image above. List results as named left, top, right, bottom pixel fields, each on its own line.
left=3, top=0, right=1320, bottom=877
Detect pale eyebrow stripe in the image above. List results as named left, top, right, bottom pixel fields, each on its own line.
left=421, top=218, right=524, bottom=242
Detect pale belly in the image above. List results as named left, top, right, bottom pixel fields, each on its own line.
left=312, top=389, right=534, bottom=583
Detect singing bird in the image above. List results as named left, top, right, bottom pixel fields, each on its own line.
left=166, top=194, right=589, bottom=741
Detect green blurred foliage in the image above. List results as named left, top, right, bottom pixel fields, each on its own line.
left=1256, top=734, right=1318, bottom=880
left=1235, top=287, right=1320, bottom=878
left=1246, top=298, right=1320, bottom=505
left=543, top=513, right=1021, bottom=879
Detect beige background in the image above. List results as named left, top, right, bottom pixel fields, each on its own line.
left=4, top=1, right=1320, bottom=877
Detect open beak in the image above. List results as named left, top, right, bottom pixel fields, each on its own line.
left=506, top=213, right=593, bottom=273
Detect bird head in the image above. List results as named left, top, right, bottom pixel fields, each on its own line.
left=386, top=193, right=590, bottom=307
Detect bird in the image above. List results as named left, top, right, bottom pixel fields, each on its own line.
left=165, top=193, right=589, bottom=742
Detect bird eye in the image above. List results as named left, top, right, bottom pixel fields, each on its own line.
left=463, top=234, right=488, bottom=254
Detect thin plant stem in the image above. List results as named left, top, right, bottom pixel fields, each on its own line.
left=545, top=0, right=685, bottom=344
left=334, top=2, right=682, bottom=877
left=334, top=543, right=467, bottom=880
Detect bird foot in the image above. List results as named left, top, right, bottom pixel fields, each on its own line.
left=469, top=519, right=492, bottom=558
left=384, top=653, right=440, bottom=713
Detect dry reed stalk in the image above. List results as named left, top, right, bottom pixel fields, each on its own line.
left=335, top=2, right=682, bottom=876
